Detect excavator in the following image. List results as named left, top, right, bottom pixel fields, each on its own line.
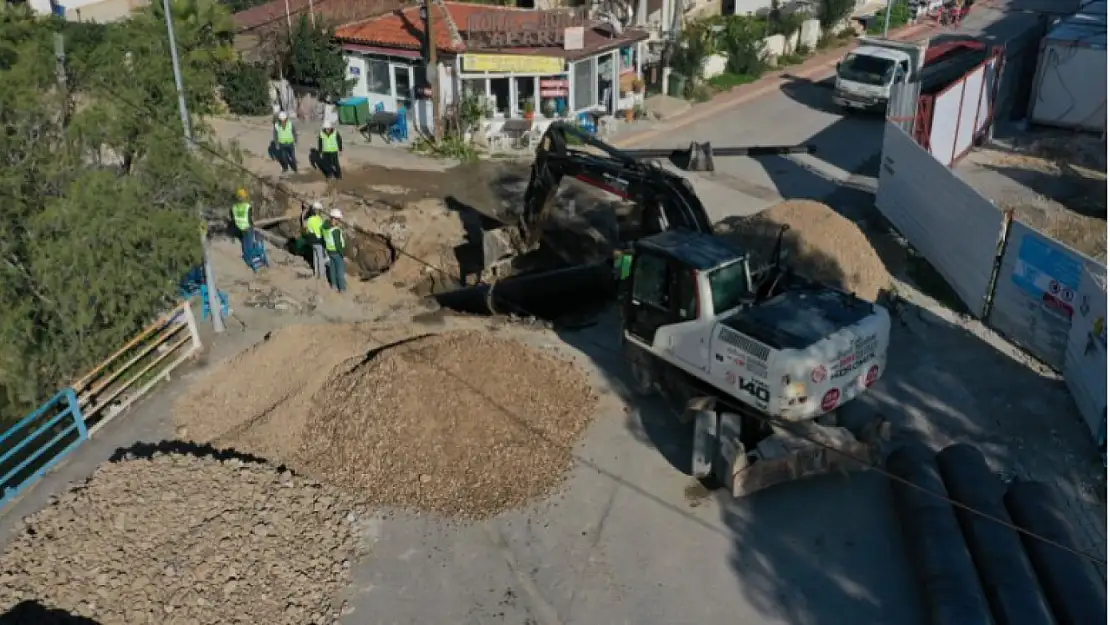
left=471, top=122, right=893, bottom=497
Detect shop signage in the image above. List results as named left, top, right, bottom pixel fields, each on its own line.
left=462, top=54, right=565, bottom=74
left=464, top=9, right=587, bottom=49
left=540, top=78, right=569, bottom=98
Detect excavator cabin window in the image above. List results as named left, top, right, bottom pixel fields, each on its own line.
left=631, top=252, right=669, bottom=310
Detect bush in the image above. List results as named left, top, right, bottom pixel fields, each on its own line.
left=866, top=1, right=913, bottom=33
left=219, top=61, right=271, bottom=115
left=716, top=16, right=768, bottom=77
left=706, top=72, right=757, bottom=91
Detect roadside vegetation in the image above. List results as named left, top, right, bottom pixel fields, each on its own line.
left=670, top=0, right=858, bottom=101
left=0, top=4, right=250, bottom=425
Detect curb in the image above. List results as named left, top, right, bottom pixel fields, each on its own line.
left=613, top=21, right=939, bottom=148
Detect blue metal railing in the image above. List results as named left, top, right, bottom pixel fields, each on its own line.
left=0, top=388, right=87, bottom=509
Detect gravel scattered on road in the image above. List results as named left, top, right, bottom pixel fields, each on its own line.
left=298, top=330, right=599, bottom=519
left=718, top=199, right=893, bottom=302
left=0, top=453, right=361, bottom=625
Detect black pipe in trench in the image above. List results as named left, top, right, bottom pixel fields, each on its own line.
left=431, top=262, right=616, bottom=320
left=886, top=441, right=993, bottom=625
left=935, top=444, right=1055, bottom=625
left=1004, top=479, right=1107, bottom=625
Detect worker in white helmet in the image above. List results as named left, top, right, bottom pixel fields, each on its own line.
left=322, top=208, right=347, bottom=293
left=317, top=120, right=344, bottom=181
left=302, top=201, right=327, bottom=280
left=272, top=111, right=298, bottom=175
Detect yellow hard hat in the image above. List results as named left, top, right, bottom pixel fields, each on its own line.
left=236, top=188, right=249, bottom=200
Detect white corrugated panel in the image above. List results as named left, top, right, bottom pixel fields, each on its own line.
left=975, top=58, right=998, bottom=137
left=877, top=123, right=1003, bottom=314
left=1064, top=263, right=1107, bottom=444
left=987, top=221, right=1101, bottom=369
left=1030, top=14, right=1108, bottom=131
left=952, top=65, right=985, bottom=160
left=929, top=85, right=962, bottom=166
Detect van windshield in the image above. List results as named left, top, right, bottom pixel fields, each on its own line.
left=837, top=53, right=896, bottom=86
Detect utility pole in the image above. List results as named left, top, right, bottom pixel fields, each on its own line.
left=284, top=0, right=293, bottom=36
left=423, top=0, right=442, bottom=142
left=309, top=0, right=316, bottom=27
left=162, top=0, right=226, bottom=334
left=882, top=0, right=894, bottom=37
left=54, top=33, right=69, bottom=127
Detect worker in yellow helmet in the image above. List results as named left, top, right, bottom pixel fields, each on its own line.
left=302, top=201, right=327, bottom=280
left=231, top=188, right=254, bottom=258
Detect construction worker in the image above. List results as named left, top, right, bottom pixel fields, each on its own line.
left=231, top=188, right=254, bottom=258
left=322, top=209, right=347, bottom=293
left=273, top=111, right=298, bottom=175
left=302, top=201, right=327, bottom=280
left=318, top=120, right=343, bottom=181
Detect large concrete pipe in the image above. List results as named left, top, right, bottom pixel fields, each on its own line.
left=935, top=445, right=1055, bottom=625
left=1004, top=479, right=1107, bottom=625
left=886, top=441, right=993, bottom=625
left=431, top=262, right=616, bottom=320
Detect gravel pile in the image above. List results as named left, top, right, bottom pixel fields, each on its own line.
left=0, top=452, right=361, bottom=625
left=298, top=330, right=599, bottom=519
left=173, top=324, right=375, bottom=461
left=717, top=199, right=893, bottom=301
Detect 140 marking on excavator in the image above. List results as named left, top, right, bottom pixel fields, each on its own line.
left=738, top=375, right=771, bottom=406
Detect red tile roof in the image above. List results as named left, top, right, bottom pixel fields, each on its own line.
left=336, top=2, right=649, bottom=57
left=335, top=1, right=518, bottom=53
left=233, top=0, right=410, bottom=33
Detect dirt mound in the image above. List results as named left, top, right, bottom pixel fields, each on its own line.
left=0, top=452, right=360, bottom=625
left=172, top=324, right=376, bottom=460
left=298, top=330, right=598, bottom=519
left=717, top=199, right=892, bottom=301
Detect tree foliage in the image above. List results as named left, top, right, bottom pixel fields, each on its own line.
left=813, top=0, right=856, bottom=30
left=285, top=15, right=354, bottom=101
left=219, top=60, right=272, bottom=114
left=0, top=3, right=247, bottom=424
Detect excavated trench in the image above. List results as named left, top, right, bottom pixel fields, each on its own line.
left=262, top=218, right=397, bottom=280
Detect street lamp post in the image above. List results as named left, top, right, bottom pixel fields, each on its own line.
left=162, top=0, right=226, bottom=333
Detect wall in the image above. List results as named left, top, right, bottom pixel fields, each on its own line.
left=921, top=53, right=1000, bottom=167
left=876, top=122, right=1003, bottom=314
left=877, top=120, right=1109, bottom=450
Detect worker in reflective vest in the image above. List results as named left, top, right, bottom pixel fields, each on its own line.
left=302, top=201, right=327, bottom=280
left=273, top=111, right=298, bottom=175
left=231, top=188, right=254, bottom=258
left=323, top=209, right=347, bottom=293
left=318, top=120, right=343, bottom=180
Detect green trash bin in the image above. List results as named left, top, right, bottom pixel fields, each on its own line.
left=667, top=74, right=687, bottom=98
left=337, top=96, right=370, bottom=125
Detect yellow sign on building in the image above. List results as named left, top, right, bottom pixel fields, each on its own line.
left=462, top=54, right=565, bottom=74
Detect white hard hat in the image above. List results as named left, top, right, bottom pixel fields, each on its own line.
left=322, top=120, right=334, bottom=130
left=278, top=111, right=288, bottom=121
left=311, top=201, right=323, bottom=210
left=329, top=209, right=343, bottom=219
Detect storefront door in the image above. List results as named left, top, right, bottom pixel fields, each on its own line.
left=393, top=65, right=413, bottom=113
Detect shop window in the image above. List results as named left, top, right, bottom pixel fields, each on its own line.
left=367, top=59, right=390, bottom=95
left=571, top=59, right=594, bottom=112
left=619, top=46, right=637, bottom=73
left=597, top=54, right=615, bottom=110
left=539, top=74, right=568, bottom=117
left=490, top=77, right=510, bottom=117
left=514, top=76, right=536, bottom=117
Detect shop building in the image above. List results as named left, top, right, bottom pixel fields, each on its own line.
left=335, top=2, right=649, bottom=134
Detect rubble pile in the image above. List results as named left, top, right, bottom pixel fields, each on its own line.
left=0, top=453, right=361, bottom=625
left=298, top=330, right=599, bottom=519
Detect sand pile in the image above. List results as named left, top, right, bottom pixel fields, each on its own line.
left=717, top=199, right=892, bottom=301
left=0, top=452, right=360, bottom=625
left=173, top=325, right=598, bottom=519
left=298, top=330, right=598, bottom=518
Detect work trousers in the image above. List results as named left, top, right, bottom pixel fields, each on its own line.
left=321, top=151, right=342, bottom=180
left=327, top=253, right=347, bottom=293
left=311, top=242, right=327, bottom=279
left=277, top=143, right=298, bottom=173
left=237, top=227, right=255, bottom=259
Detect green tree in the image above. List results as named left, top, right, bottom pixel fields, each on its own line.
left=219, top=60, right=272, bottom=114
left=0, top=9, right=246, bottom=423
left=813, top=0, right=856, bottom=31
left=285, top=15, right=354, bottom=101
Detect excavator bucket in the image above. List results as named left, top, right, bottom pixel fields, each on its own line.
left=728, top=419, right=891, bottom=498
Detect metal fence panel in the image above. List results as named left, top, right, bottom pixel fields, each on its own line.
left=929, top=84, right=962, bottom=166
left=953, top=65, right=985, bottom=160
left=1063, top=264, right=1107, bottom=444
left=1, top=388, right=87, bottom=508
left=886, top=79, right=921, bottom=135
left=987, top=220, right=1103, bottom=370
left=877, top=122, right=1004, bottom=314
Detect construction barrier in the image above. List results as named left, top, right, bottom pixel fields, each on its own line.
left=0, top=300, right=202, bottom=510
